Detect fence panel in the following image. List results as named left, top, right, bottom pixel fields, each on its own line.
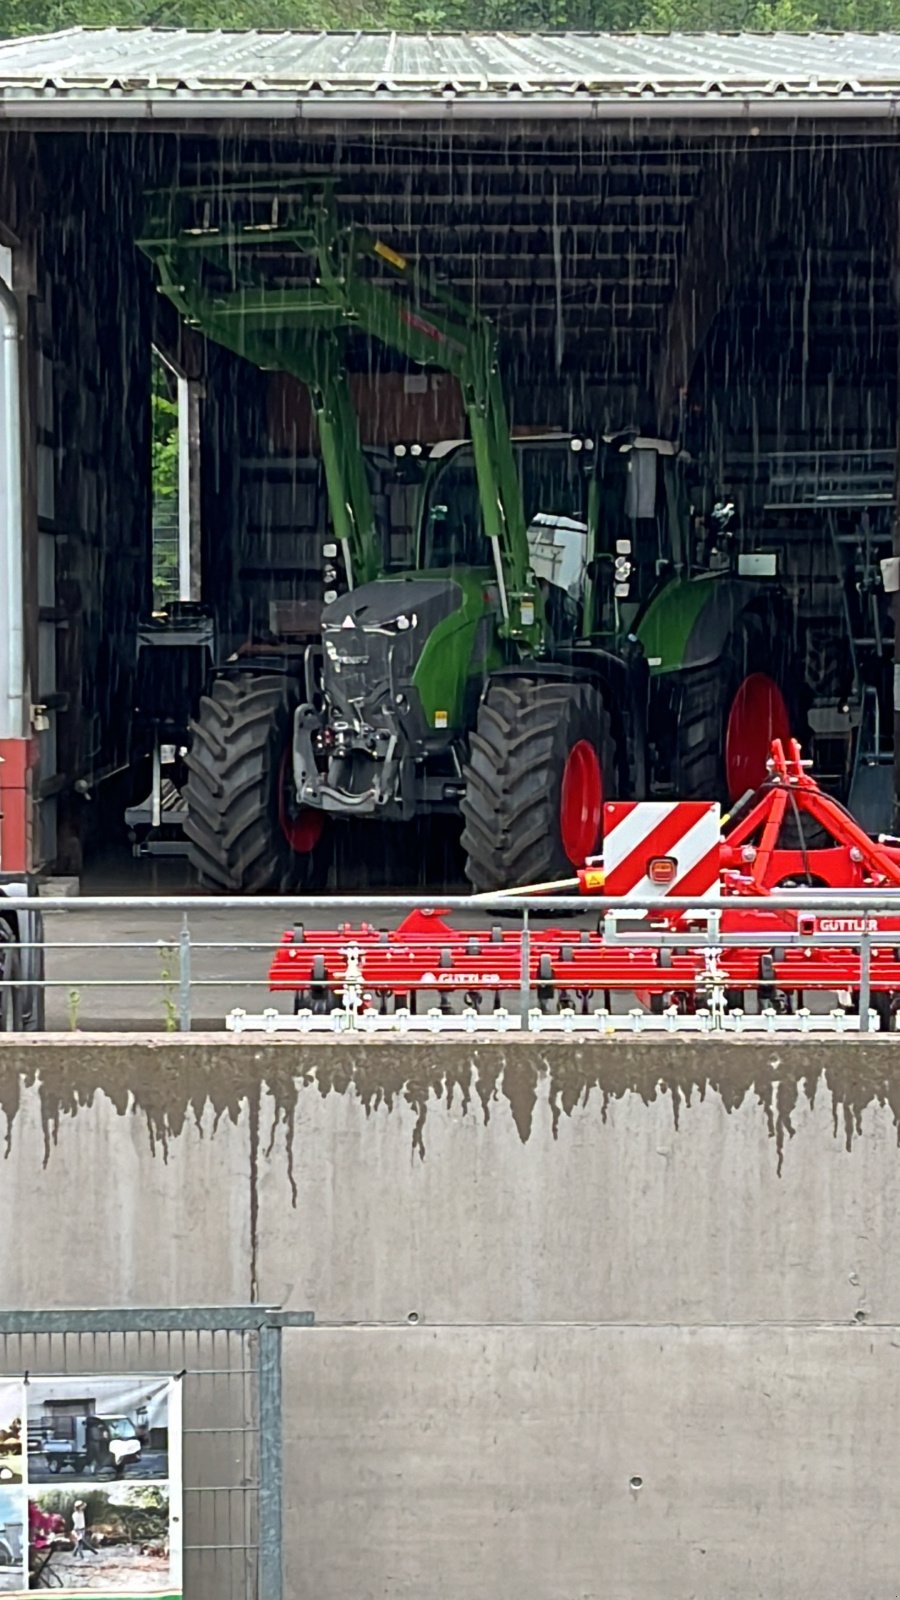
left=0, top=1308, right=312, bottom=1600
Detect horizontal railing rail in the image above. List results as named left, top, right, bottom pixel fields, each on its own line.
left=3, top=890, right=900, bottom=1034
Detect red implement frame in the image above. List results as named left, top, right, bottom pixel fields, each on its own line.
left=268, top=740, right=900, bottom=1012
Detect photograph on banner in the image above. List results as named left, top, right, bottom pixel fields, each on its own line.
left=27, top=1376, right=169, bottom=1483
left=0, top=1385, right=22, bottom=1486
left=0, top=1488, right=24, bottom=1593
left=28, top=1486, right=175, bottom=1595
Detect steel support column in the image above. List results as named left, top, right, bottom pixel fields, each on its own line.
left=258, top=1321, right=284, bottom=1600
left=894, top=183, right=900, bottom=830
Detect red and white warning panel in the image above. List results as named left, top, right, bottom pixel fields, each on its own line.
left=602, top=801, right=721, bottom=900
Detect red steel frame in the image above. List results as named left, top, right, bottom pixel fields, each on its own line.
left=269, top=740, right=900, bottom=1009
left=0, top=737, right=34, bottom=876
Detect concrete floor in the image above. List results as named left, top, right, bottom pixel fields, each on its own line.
left=39, top=837, right=506, bottom=1031
left=42, top=899, right=306, bottom=1030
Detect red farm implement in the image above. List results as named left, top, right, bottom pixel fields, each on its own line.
left=225, top=741, right=900, bottom=1035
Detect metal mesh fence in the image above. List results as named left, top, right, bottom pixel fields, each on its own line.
left=0, top=1309, right=311, bottom=1600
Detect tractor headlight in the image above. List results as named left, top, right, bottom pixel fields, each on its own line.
left=614, top=554, right=632, bottom=600
left=396, top=616, right=411, bottom=631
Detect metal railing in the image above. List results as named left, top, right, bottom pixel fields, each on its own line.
left=764, top=449, right=896, bottom=510
left=4, top=889, right=900, bottom=1035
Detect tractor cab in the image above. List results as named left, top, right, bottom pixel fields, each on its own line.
left=413, top=430, right=700, bottom=643
left=415, top=433, right=591, bottom=641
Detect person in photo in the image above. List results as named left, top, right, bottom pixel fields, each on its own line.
left=71, top=1500, right=88, bottom=1560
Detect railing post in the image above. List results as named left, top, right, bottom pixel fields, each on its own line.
left=519, top=906, right=531, bottom=1017
left=179, top=913, right=192, bottom=1033
left=258, top=1318, right=284, bottom=1600
left=859, top=928, right=872, bottom=1033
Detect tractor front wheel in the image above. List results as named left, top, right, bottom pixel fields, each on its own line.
left=461, top=677, right=617, bottom=892
left=184, top=671, right=329, bottom=893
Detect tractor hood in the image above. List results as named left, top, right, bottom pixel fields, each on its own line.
left=321, top=577, right=461, bottom=635
left=321, top=577, right=463, bottom=738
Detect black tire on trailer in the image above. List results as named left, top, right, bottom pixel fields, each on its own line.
left=671, top=613, right=793, bottom=804
left=460, top=676, right=617, bottom=892
left=8, top=903, right=45, bottom=1032
left=183, top=671, right=329, bottom=893
left=0, top=928, right=21, bottom=1034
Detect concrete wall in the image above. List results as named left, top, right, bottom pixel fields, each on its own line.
left=2, top=1035, right=900, bottom=1597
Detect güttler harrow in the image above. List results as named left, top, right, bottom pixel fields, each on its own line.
left=226, top=741, right=900, bottom=1035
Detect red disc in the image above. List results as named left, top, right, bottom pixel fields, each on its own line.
left=560, top=739, right=603, bottom=866
left=278, top=748, right=325, bottom=854
left=725, top=673, right=791, bottom=801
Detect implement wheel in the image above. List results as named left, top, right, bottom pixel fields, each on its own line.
left=461, top=676, right=617, bottom=892
left=184, top=671, right=328, bottom=893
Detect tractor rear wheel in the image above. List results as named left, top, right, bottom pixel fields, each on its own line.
left=672, top=615, right=792, bottom=804
left=183, top=671, right=328, bottom=893
left=461, top=677, right=617, bottom=891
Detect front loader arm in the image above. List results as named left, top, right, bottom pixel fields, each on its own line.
left=139, top=180, right=545, bottom=649
left=314, top=207, right=544, bottom=649
left=138, top=204, right=380, bottom=589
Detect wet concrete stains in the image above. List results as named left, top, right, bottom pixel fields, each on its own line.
left=1, top=1035, right=899, bottom=1182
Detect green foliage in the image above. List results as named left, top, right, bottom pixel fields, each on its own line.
left=35, top=1485, right=168, bottom=1537
left=152, top=350, right=178, bottom=505
left=2, top=0, right=900, bottom=33
left=151, top=348, right=180, bottom=606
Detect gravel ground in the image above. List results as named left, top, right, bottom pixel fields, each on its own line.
left=37, top=1545, right=169, bottom=1589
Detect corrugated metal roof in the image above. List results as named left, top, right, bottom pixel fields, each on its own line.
left=0, top=27, right=898, bottom=117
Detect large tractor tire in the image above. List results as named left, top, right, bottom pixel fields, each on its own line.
left=461, top=677, right=617, bottom=892
left=672, top=614, right=793, bottom=805
left=183, top=671, right=328, bottom=893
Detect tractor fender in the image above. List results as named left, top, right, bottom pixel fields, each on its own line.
left=636, top=575, right=788, bottom=677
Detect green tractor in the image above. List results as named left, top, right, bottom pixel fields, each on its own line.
left=139, top=181, right=794, bottom=892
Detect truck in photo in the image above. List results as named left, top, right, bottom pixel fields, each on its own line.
left=39, top=1414, right=142, bottom=1478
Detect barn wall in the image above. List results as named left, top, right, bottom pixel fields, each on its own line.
left=0, top=133, right=154, bottom=873
left=0, top=1036, right=898, bottom=1598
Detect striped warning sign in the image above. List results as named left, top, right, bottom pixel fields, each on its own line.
left=602, top=800, right=721, bottom=900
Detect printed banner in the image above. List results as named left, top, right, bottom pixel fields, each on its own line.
left=0, top=1374, right=182, bottom=1598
